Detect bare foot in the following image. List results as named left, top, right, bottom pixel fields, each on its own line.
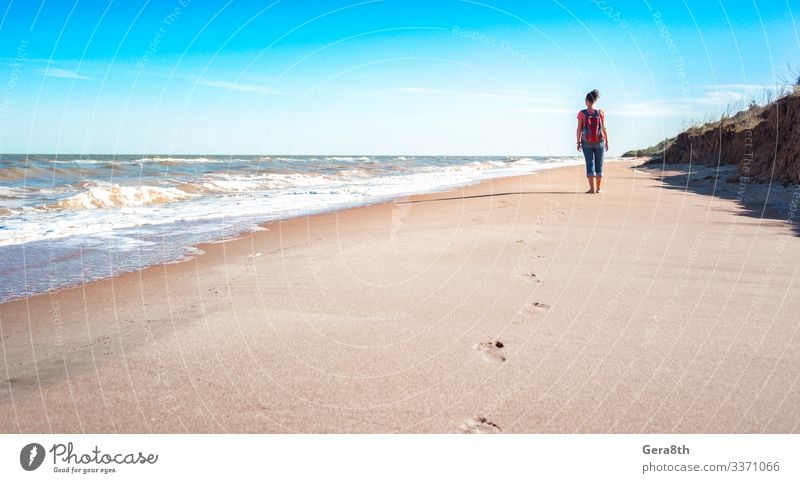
left=595, top=189, right=603, bottom=194
left=585, top=188, right=595, bottom=194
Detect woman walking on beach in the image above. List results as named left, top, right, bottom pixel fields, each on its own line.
left=576, top=89, right=609, bottom=193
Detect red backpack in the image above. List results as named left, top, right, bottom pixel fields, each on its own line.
left=582, top=109, right=604, bottom=143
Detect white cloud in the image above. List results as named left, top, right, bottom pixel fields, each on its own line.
left=519, top=106, right=575, bottom=114
left=371, top=85, right=780, bottom=120
left=701, top=83, right=771, bottom=91
left=366, top=87, right=585, bottom=118
left=42, top=68, right=90, bottom=80
left=693, top=83, right=782, bottom=107
left=614, top=101, right=687, bottom=118
left=693, top=89, right=750, bottom=107
left=366, top=86, right=562, bottom=103
left=196, top=78, right=290, bottom=96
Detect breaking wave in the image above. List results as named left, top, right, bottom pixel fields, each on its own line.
left=44, top=182, right=195, bottom=210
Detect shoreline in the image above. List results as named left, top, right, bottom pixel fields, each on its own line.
left=2, top=158, right=799, bottom=433
left=0, top=157, right=590, bottom=305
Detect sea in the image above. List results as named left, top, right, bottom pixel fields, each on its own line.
left=0, top=154, right=584, bottom=302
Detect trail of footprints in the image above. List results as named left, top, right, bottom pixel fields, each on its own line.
left=462, top=245, right=552, bottom=433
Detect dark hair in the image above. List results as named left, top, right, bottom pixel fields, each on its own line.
left=585, top=89, right=600, bottom=103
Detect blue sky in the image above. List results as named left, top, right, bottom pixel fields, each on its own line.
left=0, top=0, right=798, bottom=155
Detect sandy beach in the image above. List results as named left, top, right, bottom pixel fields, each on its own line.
left=1, top=158, right=799, bottom=434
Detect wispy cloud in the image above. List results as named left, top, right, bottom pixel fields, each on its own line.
left=42, top=67, right=90, bottom=80
left=519, top=106, right=575, bottom=115
left=367, top=86, right=554, bottom=103
left=701, top=83, right=771, bottom=91
left=693, top=83, right=781, bottom=107
left=369, top=86, right=588, bottom=115
left=368, top=85, right=779, bottom=119
left=196, top=78, right=291, bottom=96
left=615, top=101, right=687, bottom=118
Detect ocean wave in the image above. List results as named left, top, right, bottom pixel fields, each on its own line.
left=133, top=157, right=216, bottom=164
left=48, top=159, right=108, bottom=164
left=43, top=182, right=194, bottom=211
left=0, top=166, right=42, bottom=180
left=326, top=156, right=371, bottom=162
left=0, top=186, right=26, bottom=198
left=0, top=166, right=75, bottom=180
left=190, top=172, right=343, bottom=193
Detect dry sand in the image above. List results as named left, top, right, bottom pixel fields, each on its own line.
left=1, top=159, right=799, bottom=433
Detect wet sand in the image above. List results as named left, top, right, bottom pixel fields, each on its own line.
left=1, top=159, right=799, bottom=433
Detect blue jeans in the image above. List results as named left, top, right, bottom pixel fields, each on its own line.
left=581, top=141, right=605, bottom=177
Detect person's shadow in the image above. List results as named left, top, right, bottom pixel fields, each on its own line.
left=397, top=191, right=579, bottom=204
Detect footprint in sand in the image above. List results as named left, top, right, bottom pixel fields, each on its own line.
left=459, top=416, right=502, bottom=434
left=521, top=272, right=541, bottom=283
left=530, top=302, right=551, bottom=311
left=475, top=340, right=506, bottom=363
